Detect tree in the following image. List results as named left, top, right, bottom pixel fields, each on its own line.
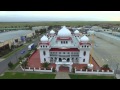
left=21, top=61, right=28, bottom=68
left=8, top=61, right=14, bottom=69
left=42, top=62, right=50, bottom=69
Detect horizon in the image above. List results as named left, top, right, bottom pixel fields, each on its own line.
left=0, top=11, right=120, bottom=22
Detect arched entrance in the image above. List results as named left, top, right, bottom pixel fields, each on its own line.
left=59, top=58, right=62, bottom=62
left=59, top=65, right=69, bottom=72
left=55, top=60, right=73, bottom=72
left=67, top=58, right=70, bottom=62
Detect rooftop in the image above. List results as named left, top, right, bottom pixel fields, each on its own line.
left=0, top=30, right=34, bottom=42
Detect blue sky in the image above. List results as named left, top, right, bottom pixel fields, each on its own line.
left=0, top=11, right=120, bottom=22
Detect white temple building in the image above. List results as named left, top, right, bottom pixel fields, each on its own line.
left=39, top=26, right=91, bottom=72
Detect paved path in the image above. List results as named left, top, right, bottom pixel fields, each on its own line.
left=55, top=72, right=70, bottom=79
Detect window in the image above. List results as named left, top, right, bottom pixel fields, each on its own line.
left=83, top=59, right=85, bottom=62
left=63, top=52, right=65, bottom=54
left=66, top=41, right=68, bottom=44
left=64, top=41, right=65, bottom=44
left=46, top=46, right=47, bottom=47
left=82, top=46, right=83, bottom=48
left=61, top=41, right=62, bottom=44
left=68, top=52, right=69, bottom=54
left=87, top=46, right=89, bottom=48
left=44, top=58, right=46, bottom=62
left=85, top=45, right=86, bottom=47
left=59, top=52, right=61, bottom=54
left=43, top=51, right=46, bottom=56
left=41, top=46, right=42, bottom=47
left=43, top=45, right=44, bottom=47
left=83, top=51, right=86, bottom=56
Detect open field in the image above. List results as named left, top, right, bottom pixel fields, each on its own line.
left=69, top=74, right=115, bottom=79
left=0, top=21, right=120, bottom=28
left=0, top=72, right=56, bottom=79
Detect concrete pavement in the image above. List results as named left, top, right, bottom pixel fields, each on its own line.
left=55, top=72, right=70, bottom=79
left=116, top=74, right=120, bottom=79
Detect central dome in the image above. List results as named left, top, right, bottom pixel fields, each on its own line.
left=58, top=26, right=71, bottom=37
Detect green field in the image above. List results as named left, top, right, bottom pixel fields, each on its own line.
left=0, top=21, right=120, bottom=28
left=69, top=74, right=115, bottom=79
left=0, top=72, right=56, bottom=79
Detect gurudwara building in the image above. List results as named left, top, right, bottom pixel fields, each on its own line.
left=39, top=26, right=91, bottom=72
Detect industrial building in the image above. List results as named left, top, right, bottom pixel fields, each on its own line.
left=0, top=30, right=35, bottom=48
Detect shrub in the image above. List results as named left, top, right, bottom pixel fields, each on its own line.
left=52, top=67, right=56, bottom=72
left=21, top=61, right=28, bottom=68
left=102, top=64, right=109, bottom=69
left=42, top=62, right=50, bottom=69
left=72, top=67, right=75, bottom=73
left=8, top=62, right=14, bottom=69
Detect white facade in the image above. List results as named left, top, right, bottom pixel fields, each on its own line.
left=39, top=26, right=91, bottom=72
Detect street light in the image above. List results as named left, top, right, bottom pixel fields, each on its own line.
left=115, top=63, right=119, bottom=78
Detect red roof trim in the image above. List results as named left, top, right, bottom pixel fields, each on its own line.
left=57, top=37, right=72, bottom=40
left=79, top=42, right=91, bottom=45
left=50, top=48, right=79, bottom=51
left=39, top=42, right=50, bottom=45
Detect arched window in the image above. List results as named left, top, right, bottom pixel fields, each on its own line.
left=61, top=41, right=62, bottom=44
left=83, top=51, right=86, bottom=56
left=66, top=41, right=68, bottom=44
left=44, top=58, right=46, bottom=62
left=43, top=51, right=46, bottom=56
left=83, top=59, right=85, bottom=62
left=82, top=46, right=83, bottom=48
left=85, top=45, right=86, bottom=47
left=41, top=46, right=42, bottom=47
left=46, top=46, right=47, bottom=47
left=87, top=46, right=89, bottom=48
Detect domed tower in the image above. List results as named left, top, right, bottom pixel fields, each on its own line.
left=48, top=30, right=55, bottom=38
left=39, top=35, right=50, bottom=63
left=79, top=35, right=91, bottom=64
left=74, top=30, right=80, bottom=37
left=57, top=26, right=72, bottom=45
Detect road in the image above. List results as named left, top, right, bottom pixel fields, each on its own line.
left=0, top=37, right=40, bottom=74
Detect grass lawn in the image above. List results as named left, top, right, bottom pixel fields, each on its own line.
left=0, top=72, right=56, bottom=79
left=69, top=74, right=115, bottom=79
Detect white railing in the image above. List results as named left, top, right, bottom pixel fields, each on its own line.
left=20, top=66, right=53, bottom=72
left=75, top=68, right=114, bottom=75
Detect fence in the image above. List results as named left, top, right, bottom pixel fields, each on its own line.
left=75, top=68, right=114, bottom=75
left=20, top=66, right=53, bottom=72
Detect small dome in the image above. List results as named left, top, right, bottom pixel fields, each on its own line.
left=41, top=35, right=48, bottom=42
left=58, top=26, right=71, bottom=37
left=74, top=30, right=79, bottom=34
left=50, top=30, right=55, bottom=34
left=80, top=35, right=89, bottom=42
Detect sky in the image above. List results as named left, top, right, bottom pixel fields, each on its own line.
left=0, top=11, right=120, bottom=22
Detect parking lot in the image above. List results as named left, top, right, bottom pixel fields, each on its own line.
left=89, top=35, right=120, bottom=71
